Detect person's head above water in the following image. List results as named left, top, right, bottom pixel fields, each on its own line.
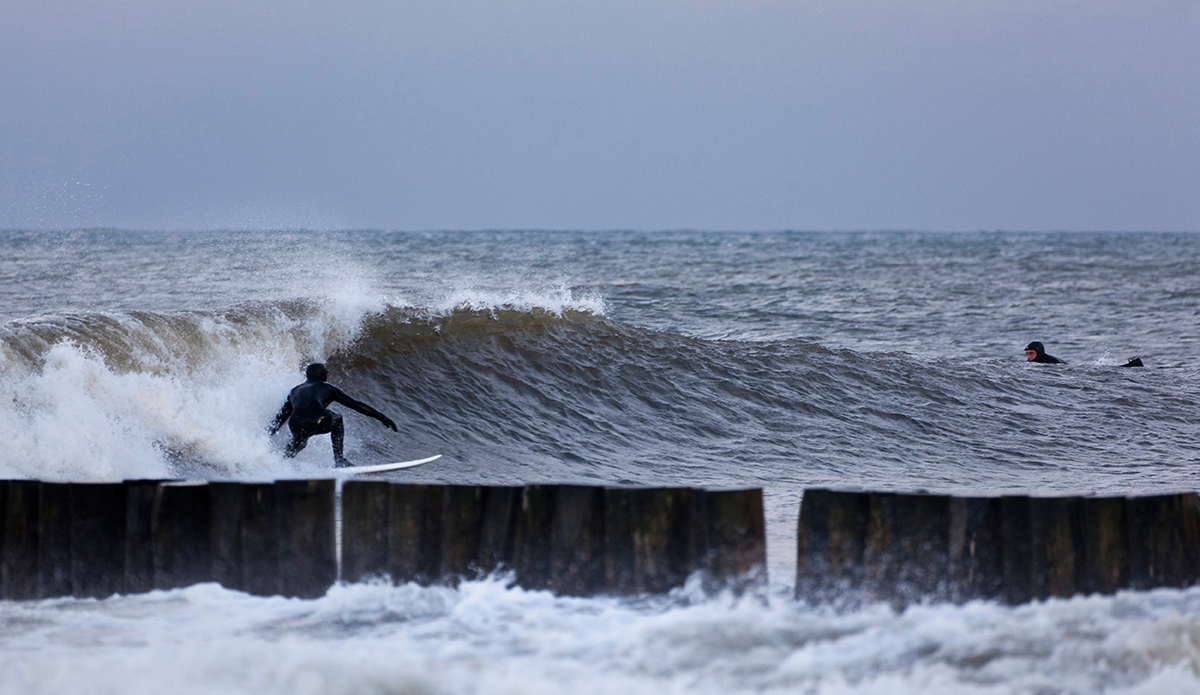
left=1024, top=341, right=1064, bottom=364
left=305, top=363, right=329, bottom=382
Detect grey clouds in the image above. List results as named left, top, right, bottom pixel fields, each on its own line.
left=2, top=0, right=1198, bottom=231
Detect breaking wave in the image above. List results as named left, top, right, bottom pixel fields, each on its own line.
left=0, top=294, right=1195, bottom=494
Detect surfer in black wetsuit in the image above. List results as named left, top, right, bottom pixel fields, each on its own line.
left=1024, top=341, right=1063, bottom=364
left=1024, top=341, right=1144, bottom=367
left=268, top=363, right=397, bottom=467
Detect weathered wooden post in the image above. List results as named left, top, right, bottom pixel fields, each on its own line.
left=825, top=490, right=867, bottom=596
left=892, top=493, right=951, bottom=606
left=208, top=482, right=244, bottom=591
left=795, top=488, right=831, bottom=601
left=388, top=484, right=444, bottom=585
left=998, top=496, right=1033, bottom=605
left=1075, top=497, right=1129, bottom=596
left=2, top=480, right=40, bottom=600
left=240, top=483, right=279, bottom=596
left=69, top=482, right=127, bottom=598
left=125, top=480, right=162, bottom=594
left=549, top=485, right=606, bottom=596
left=37, top=482, right=72, bottom=599
left=629, top=488, right=693, bottom=594
left=153, top=482, right=213, bottom=590
left=797, top=489, right=869, bottom=602
left=275, top=480, right=336, bottom=598
left=512, top=485, right=556, bottom=590
left=342, top=481, right=390, bottom=584
left=694, top=488, right=767, bottom=594
left=606, top=487, right=693, bottom=595
left=1127, top=494, right=1167, bottom=589
left=477, top=486, right=521, bottom=575
left=603, top=487, right=637, bottom=594
left=1173, top=494, right=1200, bottom=587
left=946, top=497, right=1002, bottom=603
left=862, top=492, right=900, bottom=604
left=1029, top=497, right=1081, bottom=600
left=441, top=485, right=487, bottom=583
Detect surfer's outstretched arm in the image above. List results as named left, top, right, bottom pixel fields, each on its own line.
left=331, top=387, right=398, bottom=431
left=268, top=400, right=292, bottom=435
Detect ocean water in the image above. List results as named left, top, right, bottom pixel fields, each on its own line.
left=2, top=229, right=1199, bottom=694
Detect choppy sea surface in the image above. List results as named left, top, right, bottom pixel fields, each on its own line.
left=2, top=229, right=1199, bottom=694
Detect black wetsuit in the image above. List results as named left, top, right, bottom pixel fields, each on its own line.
left=269, top=376, right=396, bottom=466
left=1025, top=342, right=1064, bottom=364
left=1025, top=341, right=1143, bottom=367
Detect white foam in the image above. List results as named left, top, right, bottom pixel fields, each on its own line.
left=4, top=581, right=1200, bottom=695
left=427, top=284, right=607, bottom=317
left=0, top=296, right=386, bottom=480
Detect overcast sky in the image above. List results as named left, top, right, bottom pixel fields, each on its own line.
left=2, top=0, right=1197, bottom=231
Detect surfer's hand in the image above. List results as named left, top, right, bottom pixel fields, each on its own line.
left=380, top=416, right=397, bottom=431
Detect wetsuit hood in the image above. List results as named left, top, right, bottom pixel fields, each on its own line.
left=1024, top=341, right=1063, bottom=363
left=305, top=363, right=328, bottom=382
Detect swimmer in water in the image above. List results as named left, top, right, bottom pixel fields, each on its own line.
left=1024, top=342, right=1144, bottom=367
left=268, top=363, right=398, bottom=468
left=1024, top=341, right=1064, bottom=364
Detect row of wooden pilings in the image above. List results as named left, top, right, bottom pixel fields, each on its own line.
left=10, top=479, right=1199, bottom=606
left=0, top=479, right=766, bottom=601
left=797, top=490, right=1200, bottom=607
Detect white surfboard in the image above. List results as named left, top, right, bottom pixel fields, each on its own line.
left=333, top=454, right=442, bottom=476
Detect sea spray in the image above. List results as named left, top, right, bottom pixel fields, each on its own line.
left=0, top=298, right=387, bottom=479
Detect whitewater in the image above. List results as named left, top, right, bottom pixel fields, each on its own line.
left=2, top=229, right=1200, bottom=694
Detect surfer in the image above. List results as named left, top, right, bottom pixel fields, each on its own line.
left=1024, top=341, right=1063, bottom=364
left=1024, top=342, right=1144, bottom=367
left=268, top=363, right=398, bottom=467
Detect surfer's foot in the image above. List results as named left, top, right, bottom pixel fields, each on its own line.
left=334, top=457, right=352, bottom=468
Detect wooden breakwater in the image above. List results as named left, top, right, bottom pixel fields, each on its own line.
left=0, top=480, right=765, bottom=601
left=797, top=489, right=1200, bottom=607
left=342, top=484, right=765, bottom=596
left=1, top=479, right=337, bottom=600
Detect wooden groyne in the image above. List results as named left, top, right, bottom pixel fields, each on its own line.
left=341, top=484, right=766, bottom=596
left=0, top=479, right=339, bottom=600
left=0, top=480, right=765, bottom=600
left=797, top=489, right=1200, bottom=607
